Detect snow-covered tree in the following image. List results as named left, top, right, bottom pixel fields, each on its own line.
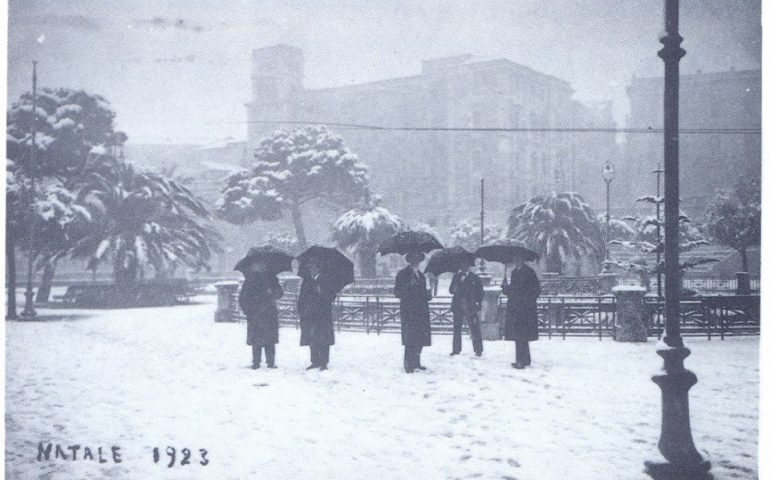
left=508, top=192, right=603, bottom=274
left=217, top=126, right=370, bottom=250
left=6, top=88, right=127, bottom=300
left=6, top=163, right=92, bottom=310
left=7, top=88, right=126, bottom=181
left=262, top=231, right=300, bottom=256
left=72, top=163, right=221, bottom=287
left=332, top=193, right=404, bottom=277
left=705, top=177, right=760, bottom=272
left=449, top=218, right=503, bottom=251
left=609, top=196, right=715, bottom=287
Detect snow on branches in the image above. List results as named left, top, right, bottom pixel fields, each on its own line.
left=217, top=126, right=369, bottom=225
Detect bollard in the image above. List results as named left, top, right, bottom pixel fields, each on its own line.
left=599, top=272, right=618, bottom=295
left=214, top=281, right=240, bottom=322
left=479, top=287, right=503, bottom=340
left=612, top=285, right=647, bottom=342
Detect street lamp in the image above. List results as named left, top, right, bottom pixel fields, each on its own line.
left=20, top=61, right=38, bottom=320
left=644, top=0, right=710, bottom=478
left=600, top=163, right=614, bottom=273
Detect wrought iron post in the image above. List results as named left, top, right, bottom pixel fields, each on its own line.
left=479, top=178, right=486, bottom=274
left=644, top=1, right=710, bottom=477
left=20, top=61, right=38, bottom=320
left=653, top=164, right=664, bottom=298
left=600, top=163, right=614, bottom=273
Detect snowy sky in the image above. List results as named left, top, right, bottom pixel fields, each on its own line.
left=7, top=0, right=761, bottom=145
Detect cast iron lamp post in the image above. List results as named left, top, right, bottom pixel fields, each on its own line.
left=644, top=0, right=710, bottom=478
left=20, top=61, right=38, bottom=320
left=600, top=163, right=614, bottom=273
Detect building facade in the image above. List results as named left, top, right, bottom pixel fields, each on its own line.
left=623, top=68, right=761, bottom=214
left=246, top=44, right=618, bottom=229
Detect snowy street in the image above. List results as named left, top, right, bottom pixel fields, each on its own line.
left=5, top=295, right=759, bottom=480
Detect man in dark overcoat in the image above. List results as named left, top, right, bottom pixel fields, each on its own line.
left=449, top=261, right=485, bottom=357
left=501, top=254, right=541, bottom=369
left=297, top=259, right=337, bottom=370
left=238, top=261, right=283, bottom=369
left=394, top=252, right=432, bottom=373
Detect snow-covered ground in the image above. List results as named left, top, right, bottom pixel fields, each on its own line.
left=5, top=295, right=760, bottom=479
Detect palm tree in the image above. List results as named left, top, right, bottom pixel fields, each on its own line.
left=72, top=162, right=221, bottom=287
left=508, top=192, right=603, bottom=275
left=331, top=193, right=404, bottom=277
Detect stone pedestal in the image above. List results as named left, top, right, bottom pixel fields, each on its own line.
left=479, top=287, right=503, bottom=340
left=599, top=272, right=618, bottom=294
left=612, top=286, right=647, bottom=342
left=735, top=271, right=750, bottom=294
left=214, top=281, right=241, bottom=322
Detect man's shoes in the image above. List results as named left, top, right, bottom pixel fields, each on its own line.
left=319, top=365, right=328, bottom=371
left=416, top=366, right=427, bottom=370
left=267, top=365, right=277, bottom=369
left=252, top=364, right=260, bottom=369
left=306, top=364, right=319, bottom=370
left=405, top=368, right=415, bottom=374
left=475, top=352, right=483, bottom=357
left=450, top=352, right=460, bottom=356
left=513, top=363, right=525, bottom=369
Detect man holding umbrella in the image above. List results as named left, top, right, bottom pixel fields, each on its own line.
left=449, top=257, right=484, bottom=357
left=394, top=252, right=433, bottom=373
left=296, top=246, right=355, bottom=371
left=380, top=230, right=443, bottom=373
left=235, top=246, right=292, bottom=369
left=476, top=239, right=541, bottom=369
left=425, top=246, right=484, bottom=357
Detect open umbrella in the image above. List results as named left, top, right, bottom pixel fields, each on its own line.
left=234, top=245, right=294, bottom=275
left=475, top=238, right=539, bottom=264
left=377, top=230, right=443, bottom=255
left=296, top=245, right=355, bottom=293
left=425, top=246, right=476, bottom=276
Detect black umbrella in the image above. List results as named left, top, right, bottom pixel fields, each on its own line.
left=296, top=245, right=355, bottom=293
left=234, top=245, right=294, bottom=275
left=377, top=230, right=443, bottom=255
left=425, top=246, right=476, bottom=276
left=475, top=238, right=539, bottom=264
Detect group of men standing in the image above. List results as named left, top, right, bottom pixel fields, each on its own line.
left=238, top=253, right=541, bottom=372
left=394, top=251, right=540, bottom=372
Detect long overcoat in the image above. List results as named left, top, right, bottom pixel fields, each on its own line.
left=502, top=264, right=541, bottom=341
left=238, top=273, right=283, bottom=346
left=394, top=266, right=433, bottom=347
left=297, top=274, right=337, bottom=347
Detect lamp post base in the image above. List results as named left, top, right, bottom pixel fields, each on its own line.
left=19, top=288, right=37, bottom=320
left=645, top=344, right=711, bottom=479
left=644, top=457, right=712, bottom=480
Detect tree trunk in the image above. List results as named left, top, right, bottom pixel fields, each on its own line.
left=359, top=249, right=377, bottom=278
left=6, top=235, right=17, bottom=319
left=114, top=255, right=139, bottom=288
left=35, top=256, right=57, bottom=303
left=546, top=248, right=562, bottom=274
left=740, top=248, right=749, bottom=272
left=290, top=203, right=308, bottom=252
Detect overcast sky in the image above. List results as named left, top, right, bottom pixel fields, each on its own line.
left=7, top=0, right=761, bottom=144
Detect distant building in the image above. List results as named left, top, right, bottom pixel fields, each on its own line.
left=623, top=68, right=761, bottom=214
left=246, top=44, right=618, bottom=228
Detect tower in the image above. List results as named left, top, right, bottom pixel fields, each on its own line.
left=246, top=45, right=305, bottom=152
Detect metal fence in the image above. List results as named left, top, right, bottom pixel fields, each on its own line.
left=230, top=291, right=759, bottom=340
left=645, top=295, right=761, bottom=340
